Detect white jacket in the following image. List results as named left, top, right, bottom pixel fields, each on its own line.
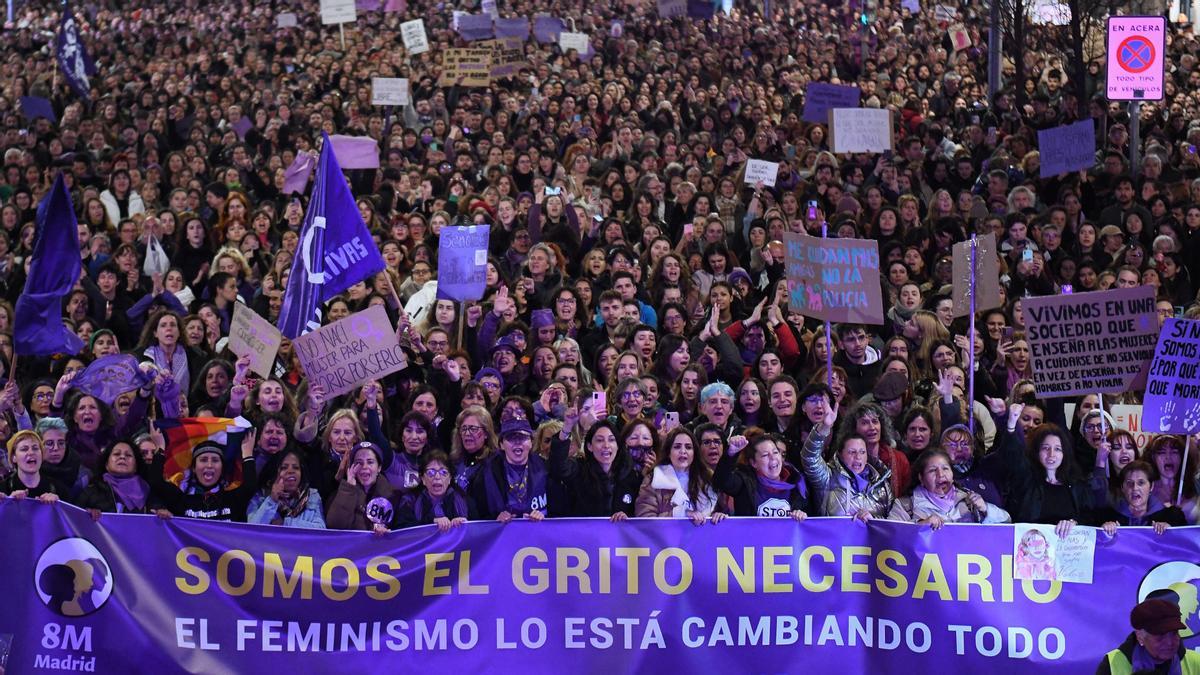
left=100, top=189, right=146, bottom=228
left=645, top=465, right=717, bottom=518
left=888, top=487, right=1010, bottom=524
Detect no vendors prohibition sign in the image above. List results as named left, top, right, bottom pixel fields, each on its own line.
left=1106, top=16, right=1165, bottom=100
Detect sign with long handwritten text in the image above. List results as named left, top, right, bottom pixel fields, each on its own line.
left=292, top=305, right=406, bottom=397
left=784, top=233, right=883, bottom=324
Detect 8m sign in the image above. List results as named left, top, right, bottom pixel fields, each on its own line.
left=1106, top=16, right=1165, bottom=101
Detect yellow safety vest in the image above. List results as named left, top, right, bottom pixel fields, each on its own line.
left=1105, top=647, right=1200, bottom=675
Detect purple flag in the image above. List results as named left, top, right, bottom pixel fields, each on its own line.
left=19, top=96, right=57, bottom=123
left=282, top=153, right=316, bottom=195
left=533, top=15, right=563, bottom=43
left=71, top=355, right=155, bottom=406
left=14, top=174, right=85, bottom=356
left=456, top=13, right=494, bottom=41
left=278, top=133, right=386, bottom=338
left=494, top=17, right=530, bottom=40
left=687, top=0, right=716, bottom=18
left=231, top=116, right=253, bottom=140
left=436, top=225, right=491, bottom=301
left=384, top=0, right=405, bottom=10
left=329, top=135, right=381, bottom=169
left=356, top=0, right=382, bottom=9
left=56, top=3, right=97, bottom=102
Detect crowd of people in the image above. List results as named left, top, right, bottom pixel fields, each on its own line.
left=0, top=0, right=1199, bottom=543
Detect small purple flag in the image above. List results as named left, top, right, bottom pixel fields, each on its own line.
left=494, top=17, right=530, bottom=40
left=533, top=15, right=563, bottom=43
left=456, top=13, right=494, bottom=41
left=14, top=174, right=85, bottom=357
left=283, top=153, right=316, bottom=195
left=71, top=355, right=155, bottom=406
left=329, top=135, right=381, bottom=169
left=19, top=96, right=57, bottom=123
left=56, top=3, right=97, bottom=102
left=231, top=116, right=253, bottom=140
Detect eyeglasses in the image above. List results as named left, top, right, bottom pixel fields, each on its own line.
left=1083, top=423, right=1105, bottom=433
left=424, top=468, right=450, bottom=478
left=944, top=440, right=973, bottom=449
left=701, top=438, right=723, bottom=446
left=460, top=425, right=485, bottom=436
left=34, top=392, right=53, bottom=401
left=620, top=390, right=644, bottom=401
left=556, top=297, right=575, bottom=304
left=481, top=381, right=501, bottom=391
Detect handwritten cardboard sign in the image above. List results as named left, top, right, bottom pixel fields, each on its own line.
left=320, top=0, right=356, bottom=24
left=293, top=305, right=407, bottom=398
left=558, top=31, right=589, bottom=53
left=438, top=47, right=493, bottom=87
left=1143, top=318, right=1200, bottom=433
left=951, top=233, right=1001, bottom=317
left=829, top=108, right=893, bottom=154
left=229, top=303, right=283, bottom=379
left=436, top=225, right=491, bottom=302
left=743, top=159, right=779, bottom=188
left=400, top=19, right=430, bottom=54
left=485, top=37, right=528, bottom=78
left=1038, top=120, right=1097, bottom=177
left=1021, top=286, right=1159, bottom=398
left=784, top=233, right=884, bottom=324
left=371, top=77, right=409, bottom=106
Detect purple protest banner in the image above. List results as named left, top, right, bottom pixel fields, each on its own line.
left=292, top=305, right=407, bottom=397
left=437, top=225, right=491, bottom=301
left=4, top=502, right=1199, bottom=672
left=70, top=354, right=154, bottom=406
left=687, top=0, right=715, bottom=18
left=802, top=82, right=861, bottom=123
left=456, top=13, right=495, bottom=41
left=1020, top=286, right=1158, bottom=398
left=533, top=15, right=563, bottom=42
left=329, top=135, right=381, bottom=169
left=282, top=152, right=316, bottom=194
left=494, top=16, right=530, bottom=40
left=1144, top=318, right=1200, bottom=433
left=784, top=233, right=884, bottom=324
left=19, top=96, right=57, bottom=123
left=356, top=0, right=382, bottom=10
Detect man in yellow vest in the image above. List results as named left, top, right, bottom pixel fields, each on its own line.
left=1098, top=598, right=1200, bottom=674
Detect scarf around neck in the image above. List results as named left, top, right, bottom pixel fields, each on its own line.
left=103, top=473, right=149, bottom=512
left=915, top=485, right=959, bottom=514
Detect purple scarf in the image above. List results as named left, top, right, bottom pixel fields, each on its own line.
left=1132, top=643, right=1181, bottom=675
left=915, top=485, right=959, bottom=513
left=103, top=473, right=149, bottom=512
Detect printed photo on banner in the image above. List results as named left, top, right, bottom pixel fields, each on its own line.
left=783, top=233, right=884, bottom=324
left=1143, top=318, right=1200, bottom=433
left=1013, top=524, right=1097, bottom=583
left=1020, top=286, right=1158, bottom=398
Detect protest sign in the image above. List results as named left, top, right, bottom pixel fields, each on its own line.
left=71, top=355, right=154, bottom=406
left=532, top=15, right=563, bottom=42
left=933, top=4, right=956, bottom=21
left=400, top=19, right=429, bottom=54
left=1111, top=404, right=1154, bottom=451
left=1013, top=524, right=1096, bottom=584
left=1028, top=0, right=1070, bottom=24
left=292, top=305, right=407, bottom=398
left=1020, top=286, right=1158, bottom=398
left=829, top=108, right=893, bottom=154
left=438, top=47, right=494, bottom=87
left=743, top=159, right=779, bottom=187
left=948, top=24, right=971, bottom=51
left=1143, top=318, right=1200, bottom=433
left=370, top=77, right=409, bottom=106
left=657, top=0, right=687, bottom=17
left=901, top=0, right=920, bottom=12
left=18, top=96, right=56, bottom=123
left=494, top=16, right=530, bottom=40
left=481, top=0, right=498, bottom=19
left=802, top=82, right=860, bottom=124
left=436, top=225, right=491, bottom=301
left=1038, top=121, right=1096, bottom=177
left=950, top=233, right=1001, bottom=317
left=783, top=233, right=883, bottom=324
left=456, top=13, right=494, bottom=41
left=276, top=12, right=298, bottom=27
left=486, top=38, right=528, bottom=77
left=559, top=31, right=589, bottom=53
left=229, top=303, right=283, bottom=378
left=319, top=0, right=356, bottom=24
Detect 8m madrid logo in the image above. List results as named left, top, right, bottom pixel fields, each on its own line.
left=31, top=538, right=111, bottom=671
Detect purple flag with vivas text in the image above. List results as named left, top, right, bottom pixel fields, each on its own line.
left=14, top=174, right=85, bottom=356
left=56, top=3, right=97, bottom=101
left=278, top=133, right=386, bottom=338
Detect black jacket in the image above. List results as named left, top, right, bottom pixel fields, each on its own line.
left=547, top=436, right=641, bottom=517
left=76, top=477, right=165, bottom=514
left=144, top=453, right=258, bottom=521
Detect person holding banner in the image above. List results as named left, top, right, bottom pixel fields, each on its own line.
left=247, top=449, right=326, bottom=529
left=1097, top=461, right=1185, bottom=535
left=1004, top=422, right=1097, bottom=534
left=326, top=441, right=396, bottom=532
left=469, top=418, right=549, bottom=523
left=888, top=449, right=1010, bottom=527
left=712, top=432, right=810, bottom=520
left=801, top=399, right=895, bottom=520
left=1144, top=437, right=1199, bottom=523
left=392, top=450, right=478, bottom=531
left=549, top=408, right=641, bottom=521
left=1, top=431, right=65, bottom=502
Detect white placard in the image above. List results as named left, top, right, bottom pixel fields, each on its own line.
left=401, top=18, right=430, bottom=54
left=830, top=108, right=894, bottom=154
left=276, top=12, right=298, bottom=28
left=744, top=159, right=779, bottom=187
left=371, top=77, right=410, bottom=106
left=482, top=0, right=499, bottom=19
left=558, top=31, right=589, bottom=53
left=320, top=0, right=357, bottom=24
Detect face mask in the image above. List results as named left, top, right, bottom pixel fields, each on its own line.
left=421, top=134, right=433, bottom=144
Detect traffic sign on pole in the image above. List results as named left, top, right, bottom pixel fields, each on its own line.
left=1106, top=16, right=1165, bottom=101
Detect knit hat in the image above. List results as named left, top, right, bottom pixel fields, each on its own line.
left=531, top=309, right=555, bottom=329
left=727, top=267, right=752, bottom=288
left=474, top=367, right=503, bottom=383
left=191, top=442, right=224, bottom=463
left=89, top=328, right=116, bottom=351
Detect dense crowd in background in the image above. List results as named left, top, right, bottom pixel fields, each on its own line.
left=0, top=0, right=1199, bottom=541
